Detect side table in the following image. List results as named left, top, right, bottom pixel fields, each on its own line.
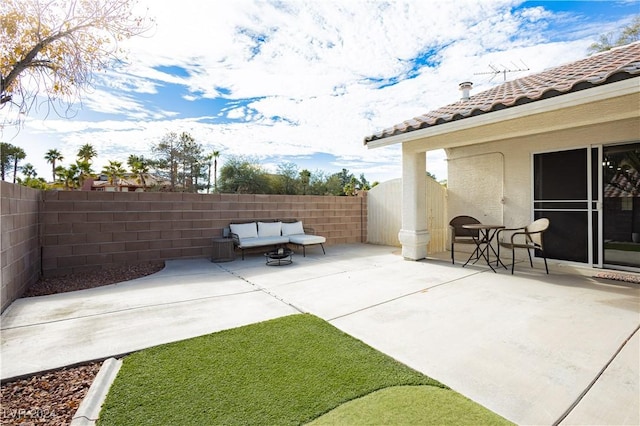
left=212, top=237, right=235, bottom=262
left=461, top=224, right=507, bottom=272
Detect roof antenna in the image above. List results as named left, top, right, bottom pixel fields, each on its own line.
left=474, top=60, right=530, bottom=82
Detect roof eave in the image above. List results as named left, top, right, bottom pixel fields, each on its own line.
left=365, top=77, right=640, bottom=150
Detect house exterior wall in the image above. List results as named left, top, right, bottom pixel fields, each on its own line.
left=1, top=182, right=41, bottom=313
left=447, top=117, right=639, bottom=231
left=367, top=177, right=448, bottom=253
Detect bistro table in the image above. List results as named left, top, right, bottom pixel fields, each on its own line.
left=461, top=224, right=507, bottom=272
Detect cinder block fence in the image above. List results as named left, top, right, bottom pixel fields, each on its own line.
left=1, top=182, right=367, bottom=312
left=1, top=183, right=41, bottom=312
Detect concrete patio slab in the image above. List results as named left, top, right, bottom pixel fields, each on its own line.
left=560, top=329, right=639, bottom=425
left=327, top=258, right=639, bottom=425
left=1, top=260, right=299, bottom=379
left=1, top=243, right=638, bottom=425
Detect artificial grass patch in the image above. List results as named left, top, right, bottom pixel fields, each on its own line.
left=98, top=314, right=509, bottom=425
left=309, top=385, right=513, bottom=425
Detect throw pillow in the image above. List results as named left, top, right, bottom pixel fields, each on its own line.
left=282, top=221, right=305, bottom=236
left=258, top=221, right=282, bottom=237
left=230, top=222, right=258, bottom=239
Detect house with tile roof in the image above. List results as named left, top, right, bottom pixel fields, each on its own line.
left=364, top=42, right=640, bottom=270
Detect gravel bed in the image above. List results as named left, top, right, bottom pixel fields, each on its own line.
left=1, top=363, right=101, bottom=425
left=23, top=262, right=165, bottom=297
left=2, top=261, right=165, bottom=425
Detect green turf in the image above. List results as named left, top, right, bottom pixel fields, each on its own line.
left=309, top=385, right=513, bottom=425
left=98, top=314, right=512, bottom=425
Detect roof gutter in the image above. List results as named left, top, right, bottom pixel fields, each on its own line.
left=365, top=77, right=640, bottom=150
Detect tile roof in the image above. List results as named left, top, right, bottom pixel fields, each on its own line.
left=364, top=42, right=640, bottom=144
left=604, top=169, right=640, bottom=197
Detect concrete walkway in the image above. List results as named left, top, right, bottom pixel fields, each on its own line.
left=1, top=244, right=638, bottom=425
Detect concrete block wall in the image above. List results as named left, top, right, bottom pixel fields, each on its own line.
left=41, top=191, right=367, bottom=277
left=1, top=182, right=41, bottom=312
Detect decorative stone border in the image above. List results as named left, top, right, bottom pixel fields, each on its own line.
left=70, top=358, right=122, bottom=426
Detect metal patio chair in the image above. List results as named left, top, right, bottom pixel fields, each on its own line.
left=449, top=215, right=485, bottom=264
left=496, top=218, right=550, bottom=274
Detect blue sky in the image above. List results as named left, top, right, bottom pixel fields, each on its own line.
left=2, top=0, right=639, bottom=184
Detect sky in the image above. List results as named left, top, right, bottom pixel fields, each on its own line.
left=2, top=0, right=639, bottom=185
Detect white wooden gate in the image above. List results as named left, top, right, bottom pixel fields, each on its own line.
left=367, top=177, right=448, bottom=254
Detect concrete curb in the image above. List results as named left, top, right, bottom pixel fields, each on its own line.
left=70, top=357, right=122, bottom=426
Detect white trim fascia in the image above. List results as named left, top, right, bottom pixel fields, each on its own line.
left=365, top=77, right=640, bottom=149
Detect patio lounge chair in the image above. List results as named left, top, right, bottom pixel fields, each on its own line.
left=496, top=218, right=550, bottom=274
left=449, top=215, right=485, bottom=264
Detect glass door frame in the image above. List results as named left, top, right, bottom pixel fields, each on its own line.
left=531, top=145, right=603, bottom=268
left=593, top=145, right=603, bottom=268
left=601, top=141, right=640, bottom=272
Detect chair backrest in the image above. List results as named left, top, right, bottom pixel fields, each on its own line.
left=525, top=218, right=550, bottom=247
left=449, top=215, right=481, bottom=238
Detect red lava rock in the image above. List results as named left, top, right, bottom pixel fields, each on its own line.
left=23, top=261, right=165, bottom=297
left=1, top=363, right=101, bottom=425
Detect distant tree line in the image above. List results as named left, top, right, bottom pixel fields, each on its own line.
left=218, top=156, right=375, bottom=196
left=1, top=132, right=378, bottom=195
left=588, top=15, right=639, bottom=54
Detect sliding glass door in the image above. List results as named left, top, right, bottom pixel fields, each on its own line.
left=534, top=143, right=640, bottom=270
left=603, top=143, right=640, bottom=269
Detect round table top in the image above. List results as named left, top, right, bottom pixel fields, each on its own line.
left=461, top=224, right=505, bottom=230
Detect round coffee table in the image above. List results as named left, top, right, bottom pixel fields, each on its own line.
left=265, top=248, right=293, bottom=266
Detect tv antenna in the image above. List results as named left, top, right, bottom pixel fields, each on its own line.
left=474, top=60, right=530, bottom=82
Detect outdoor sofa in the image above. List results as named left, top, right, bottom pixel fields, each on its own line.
left=229, top=219, right=326, bottom=259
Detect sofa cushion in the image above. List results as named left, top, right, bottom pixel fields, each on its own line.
left=288, top=234, right=326, bottom=245
left=239, top=236, right=289, bottom=248
left=230, top=222, right=258, bottom=239
left=282, top=221, right=305, bottom=236
left=258, top=221, right=282, bottom=237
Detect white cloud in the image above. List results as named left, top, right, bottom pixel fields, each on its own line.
left=8, top=0, right=632, bottom=184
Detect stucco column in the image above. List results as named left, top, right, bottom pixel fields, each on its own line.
left=398, top=146, right=430, bottom=260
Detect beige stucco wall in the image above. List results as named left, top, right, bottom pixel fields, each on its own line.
left=447, top=116, right=639, bottom=229
left=379, top=79, right=639, bottom=261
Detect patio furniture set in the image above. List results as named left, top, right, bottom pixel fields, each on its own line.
left=211, top=219, right=326, bottom=265
left=450, top=215, right=550, bottom=274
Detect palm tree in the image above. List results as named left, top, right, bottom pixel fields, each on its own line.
left=44, top=149, right=64, bottom=182
left=77, top=143, right=97, bottom=164
left=56, top=164, right=80, bottom=190
left=11, top=146, right=25, bottom=183
left=75, top=160, right=94, bottom=188
left=21, top=163, right=37, bottom=179
left=127, top=155, right=149, bottom=188
left=102, top=160, right=127, bottom=190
